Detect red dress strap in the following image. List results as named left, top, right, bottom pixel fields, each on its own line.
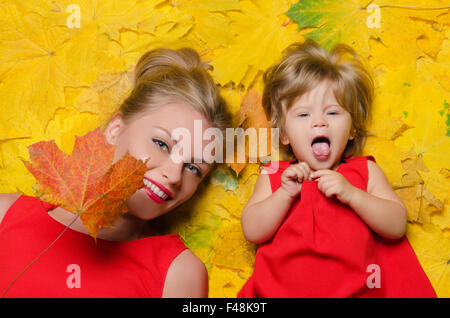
left=261, top=159, right=296, bottom=193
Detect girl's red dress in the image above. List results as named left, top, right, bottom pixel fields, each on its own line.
left=0, top=195, right=187, bottom=297
left=238, top=156, right=436, bottom=298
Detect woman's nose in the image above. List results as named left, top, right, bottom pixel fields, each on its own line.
left=162, top=160, right=184, bottom=187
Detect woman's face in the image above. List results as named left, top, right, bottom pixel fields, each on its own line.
left=282, top=80, right=354, bottom=171
left=105, top=101, right=214, bottom=220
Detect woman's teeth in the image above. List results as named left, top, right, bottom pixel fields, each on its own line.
left=143, top=179, right=169, bottom=200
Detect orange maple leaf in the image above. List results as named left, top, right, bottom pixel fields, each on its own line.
left=228, top=88, right=272, bottom=175
left=23, top=128, right=147, bottom=239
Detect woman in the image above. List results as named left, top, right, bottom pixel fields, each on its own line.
left=0, top=48, right=230, bottom=297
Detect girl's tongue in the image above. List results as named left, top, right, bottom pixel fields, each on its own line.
left=312, top=139, right=330, bottom=160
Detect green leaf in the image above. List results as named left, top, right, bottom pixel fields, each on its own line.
left=286, top=0, right=370, bottom=51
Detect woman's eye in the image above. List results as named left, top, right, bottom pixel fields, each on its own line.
left=185, top=164, right=202, bottom=177
left=152, top=138, right=169, bottom=151
left=298, top=113, right=309, bottom=117
left=328, top=111, right=339, bottom=115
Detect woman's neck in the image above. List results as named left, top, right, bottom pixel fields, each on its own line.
left=47, top=207, right=151, bottom=241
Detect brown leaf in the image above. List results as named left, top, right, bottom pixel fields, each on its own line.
left=227, top=88, right=272, bottom=175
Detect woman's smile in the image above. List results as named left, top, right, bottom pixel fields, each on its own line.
left=143, top=177, right=173, bottom=203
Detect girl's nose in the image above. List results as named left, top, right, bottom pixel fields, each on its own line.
left=312, top=114, right=328, bottom=128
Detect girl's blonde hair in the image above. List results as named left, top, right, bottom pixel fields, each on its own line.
left=118, top=47, right=230, bottom=134
left=263, top=39, right=374, bottom=157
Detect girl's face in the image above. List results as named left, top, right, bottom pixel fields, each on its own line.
left=281, top=80, right=354, bottom=171
left=105, top=101, right=214, bottom=220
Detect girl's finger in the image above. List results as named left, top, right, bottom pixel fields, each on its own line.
left=302, top=164, right=312, bottom=180
left=294, top=166, right=306, bottom=182
left=300, top=165, right=312, bottom=181
left=284, top=167, right=299, bottom=180
left=311, top=169, right=333, bottom=179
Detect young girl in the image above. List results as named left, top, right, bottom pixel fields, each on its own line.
left=238, top=40, right=436, bottom=298
left=0, top=48, right=230, bottom=297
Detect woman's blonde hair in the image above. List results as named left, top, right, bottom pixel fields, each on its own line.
left=263, top=39, right=374, bottom=157
left=118, top=47, right=230, bottom=134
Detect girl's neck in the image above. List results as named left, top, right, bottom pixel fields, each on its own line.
left=331, top=157, right=345, bottom=171
left=47, top=207, right=151, bottom=242
left=297, top=157, right=344, bottom=172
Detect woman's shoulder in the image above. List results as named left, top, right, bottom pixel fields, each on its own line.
left=163, top=248, right=208, bottom=297
left=126, top=233, right=207, bottom=297
left=0, top=193, right=21, bottom=224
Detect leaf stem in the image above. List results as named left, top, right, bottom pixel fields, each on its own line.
left=1, top=212, right=80, bottom=298
left=364, top=4, right=450, bottom=10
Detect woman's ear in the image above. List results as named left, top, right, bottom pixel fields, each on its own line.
left=104, top=113, right=125, bottom=146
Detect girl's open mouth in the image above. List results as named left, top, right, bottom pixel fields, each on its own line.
left=311, top=136, right=331, bottom=161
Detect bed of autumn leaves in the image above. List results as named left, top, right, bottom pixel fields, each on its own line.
left=0, top=0, right=449, bottom=297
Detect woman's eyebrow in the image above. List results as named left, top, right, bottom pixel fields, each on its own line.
left=191, top=157, right=211, bottom=166
left=154, top=126, right=213, bottom=166
left=155, top=126, right=176, bottom=141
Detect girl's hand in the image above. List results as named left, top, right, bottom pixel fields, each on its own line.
left=280, top=162, right=312, bottom=198
left=311, top=169, right=356, bottom=205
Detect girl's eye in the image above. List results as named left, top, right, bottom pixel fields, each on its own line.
left=328, top=111, right=339, bottom=115
left=152, top=138, right=169, bottom=151
left=298, top=113, right=309, bottom=117
left=185, top=164, right=202, bottom=177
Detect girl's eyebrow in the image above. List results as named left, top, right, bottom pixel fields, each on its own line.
left=290, top=104, right=311, bottom=111
left=292, top=102, right=311, bottom=108
left=292, top=103, right=341, bottom=110
left=325, top=104, right=341, bottom=108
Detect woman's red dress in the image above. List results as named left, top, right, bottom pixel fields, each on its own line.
left=0, top=195, right=187, bottom=297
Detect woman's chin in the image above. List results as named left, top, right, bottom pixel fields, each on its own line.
left=125, top=190, right=165, bottom=220
left=126, top=189, right=187, bottom=221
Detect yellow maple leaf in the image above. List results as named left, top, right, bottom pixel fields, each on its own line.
left=211, top=0, right=304, bottom=87
left=0, top=2, right=76, bottom=128
left=415, top=16, right=447, bottom=58
left=0, top=136, right=44, bottom=195
left=431, top=204, right=450, bottom=233
left=208, top=222, right=255, bottom=297
left=420, top=35, right=450, bottom=92
left=210, top=222, right=255, bottom=271
left=44, top=108, right=99, bottom=154
left=420, top=169, right=450, bottom=230
left=364, top=121, right=414, bottom=187
left=64, top=71, right=134, bottom=126
left=393, top=91, right=450, bottom=174
left=36, top=0, right=153, bottom=40
left=208, top=265, right=249, bottom=298
left=227, top=87, right=273, bottom=175
left=407, top=222, right=450, bottom=297
left=235, top=163, right=260, bottom=206
left=156, top=0, right=240, bottom=50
